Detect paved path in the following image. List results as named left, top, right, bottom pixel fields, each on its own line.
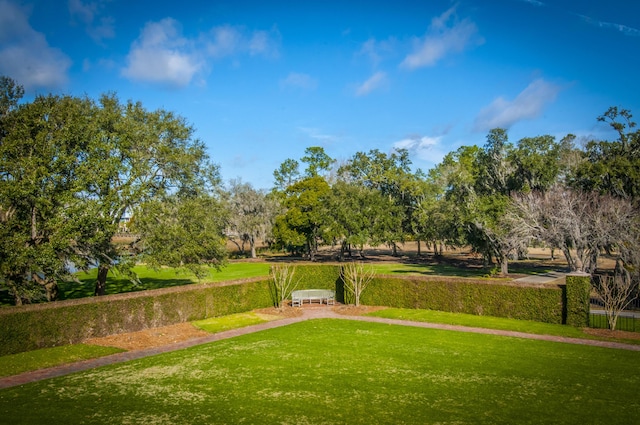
left=2, top=306, right=639, bottom=390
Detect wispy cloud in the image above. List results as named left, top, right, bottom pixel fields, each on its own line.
left=578, top=14, right=640, bottom=37
left=122, top=18, right=202, bottom=88
left=0, top=0, right=71, bottom=91
left=474, top=78, right=561, bottom=131
left=205, top=24, right=280, bottom=58
left=519, top=0, right=545, bottom=7
left=280, top=72, right=317, bottom=90
left=298, top=127, right=340, bottom=144
left=68, top=0, right=115, bottom=43
left=357, top=37, right=396, bottom=67
left=393, top=135, right=446, bottom=164
left=400, top=5, right=483, bottom=70
left=355, top=71, right=387, bottom=96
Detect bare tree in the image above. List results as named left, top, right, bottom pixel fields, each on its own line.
left=592, top=268, right=638, bottom=331
left=340, top=262, right=375, bottom=306
left=510, top=188, right=635, bottom=273
left=269, top=264, right=299, bottom=309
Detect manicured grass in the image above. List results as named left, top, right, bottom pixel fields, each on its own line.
left=370, top=262, right=492, bottom=278
left=58, top=262, right=271, bottom=300
left=192, top=311, right=278, bottom=333
left=1, top=319, right=638, bottom=424
left=368, top=308, right=589, bottom=338
left=370, top=308, right=640, bottom=344
left=0, top=344, right=124, bottom=378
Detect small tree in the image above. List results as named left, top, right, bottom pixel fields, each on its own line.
left=269, top=264, right=298, bottom=309
left=592, top=271, right=638, bottom=331
left=341, top=262, right=375, bottom=306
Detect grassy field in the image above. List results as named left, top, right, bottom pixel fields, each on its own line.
left=1, top=319, right=638, bottom=424
left=58, top=262, right=272, bottom=300
left=368, top=308, right=640, bottom=345
left=0, top=344, right=124, bottom=378
left=57, top=260, right=500, bottom=301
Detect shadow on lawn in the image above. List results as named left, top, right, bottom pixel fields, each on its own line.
left=58, top=276, right=195, bottom=300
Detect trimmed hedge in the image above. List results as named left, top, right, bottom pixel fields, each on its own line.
left=0, top=264, right=591, bottom=356
left=361, top=275, right=566, bottom=323
left=565, top=273, right=592, bottom=327
left=0, top=278, right=272, bottom=356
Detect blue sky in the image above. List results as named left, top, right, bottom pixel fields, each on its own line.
left=1, top=0, right=639, bottom=189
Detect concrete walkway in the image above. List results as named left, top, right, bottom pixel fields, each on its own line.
left=512, top=270, right=567, bottom=284
left=2, top=306, right=639, bottom=390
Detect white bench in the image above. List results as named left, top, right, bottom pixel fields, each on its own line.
left=291, top=289, right=335, bottom=307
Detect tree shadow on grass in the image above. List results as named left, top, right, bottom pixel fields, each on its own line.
left=58, top=276, right=195, bottom=301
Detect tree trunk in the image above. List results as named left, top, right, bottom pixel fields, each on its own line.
left=249, top=235, right=257, bottom=258
left=500, top=255, right=509, bottom=276
left=94, top=264, right=109, bottom=296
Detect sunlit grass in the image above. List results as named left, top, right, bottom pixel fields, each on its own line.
left=59, top=262, right=271, bottom=300
left=192, top=311, right=278, bottom=334
left=1, top=319, right=638, bottom=424
left=0, top=344, right=123, bottom=378
left=367, top=308, right=640, bottom=344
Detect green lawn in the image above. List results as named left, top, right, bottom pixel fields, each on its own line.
left=0, top=344, right=123, bottom=378
left=1, top=319, right=638, bottom=424
left=370, top=262, right=492, bottom=278
left=367, top=308, right=597, bottom=339
left=58, top=262, right=271, bottom=300
left=192, top=311, right=278, bottom=334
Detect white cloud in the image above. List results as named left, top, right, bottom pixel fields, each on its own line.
left=393, top=135, right=445, bottom=164
left=206, top=25, right=242, bottom=58
left=298, top=127, right=339, bottom=144
left=68, top=0, right=115, bottom=43
left=122, top=18, right=203, bottom=88
left=205, top=25, right=280, bottom=58
left=355, top=71, right=386, bottom=96
left=122, top=19, right=280, bottom=88
left=358, top=37, right=396, bottom=67
left=474, top=78, right=561, bottom=131
left=400, top=5, right=483, bottom=69
left=280, top=72, right=317, bottom=90
left=248, top=28, right=280, bottom=58
left=0, top=0, right=71, bottom=91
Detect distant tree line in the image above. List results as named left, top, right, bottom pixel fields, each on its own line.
left=1, top=76, right=639, bottom=323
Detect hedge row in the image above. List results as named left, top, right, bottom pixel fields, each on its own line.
left=565, top=273, right=592, bottom=327
left=0, top=264, right=591, bottom=356
left=361, top=275, right=565, bottom=323
left=0, top=278, right=272, bottom=356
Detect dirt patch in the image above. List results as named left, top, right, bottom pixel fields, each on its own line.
left=85, top=323, right=211, bottom=351
left=332, top=305, right=387, bottom=315
left=582, top=328, right=640, bottom=341
left=254, top=306, right=304, bottom=318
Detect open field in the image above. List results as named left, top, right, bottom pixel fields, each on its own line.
left=1, top=318, right=638, bottom=424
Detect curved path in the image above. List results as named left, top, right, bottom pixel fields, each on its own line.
left=2, top=306, right=639, bottom=390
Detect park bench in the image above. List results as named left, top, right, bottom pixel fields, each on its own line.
left=291, top=289, right=335, bottom=307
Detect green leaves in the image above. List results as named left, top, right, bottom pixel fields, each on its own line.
left=0, top=79, right=224, bottom=302
left=134, top=195, right=228, bottom=280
